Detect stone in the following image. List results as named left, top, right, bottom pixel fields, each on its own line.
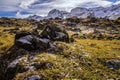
left=15, top=31, right=31, bottom=41
left=15, top=35, right=52, bottom=51
left=40, top=25, right=69, bottom=42
left=7, top=58, right=22, bottom=69
left=14, top=24, right=70, bottom=51
left=72, top=28, right=81, bottom=32
left=25, top=75, right=41, bottom=80
left=5, top=58, right=28, bottom=80
left=15, top=35, right=35, bottom=51
left=30, top=62, right=53, bottom=70
left=106, top=59, right=120, bottom=69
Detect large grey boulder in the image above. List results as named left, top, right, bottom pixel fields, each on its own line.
left=15, top=31, right=31, bottom=40
left=15, top=24, right=70, bottom=51
left=15, top=33, right=52, bottom=51
left=40, top=25, right=69, bottom=42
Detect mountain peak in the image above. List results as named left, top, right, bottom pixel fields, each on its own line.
left=27, top=4, right=120, bottom=20
left=27, top=15, right=43, bottom=21
left=47, top=9, right=63, bottom=18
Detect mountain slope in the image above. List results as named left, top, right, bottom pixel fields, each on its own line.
left=27, top=4, right=120, bottom=20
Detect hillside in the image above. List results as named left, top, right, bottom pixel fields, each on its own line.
left=0, top=17, right=120, bottom=80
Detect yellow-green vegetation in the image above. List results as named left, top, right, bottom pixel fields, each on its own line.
left=15, top=39, right=120, bottom=79
left=0, top=17, right=120, bottom=79
left=76, top=39, right=120, bottom=58
left=0, top=25, right=120, bottom=79
left=0, top=27, right=14, bottom=55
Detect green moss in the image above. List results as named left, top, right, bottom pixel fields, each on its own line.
left=0, top=32, right=14, bottom=54
left=13, top=39, right=120, bottom=79
left=0, top=17, right=120, bottom=79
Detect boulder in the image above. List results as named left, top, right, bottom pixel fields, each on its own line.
left=15, top=35, right=34, bottom=51
left=40, top=25, right=69, bottom=42
left=5, top=58, right=28, bottom=80
left=15, top=31, right=31, bottom=41
left=15, top=24, right=70, bottom=51
left=15, top=35, right=52, bottom=51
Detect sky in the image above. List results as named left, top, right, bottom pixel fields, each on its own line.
left=0, top=0, right=120, bottom=18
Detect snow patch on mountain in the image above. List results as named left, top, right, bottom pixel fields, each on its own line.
left=27, top=4, right=120, bottom=20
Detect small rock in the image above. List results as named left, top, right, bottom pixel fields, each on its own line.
left=106, top=59, right=120, bottom=69
left=31, top=62, right=53, bottom=70
left=25, top=75, right=41, bottom=80
left=7, top=58, right=22, bottom=69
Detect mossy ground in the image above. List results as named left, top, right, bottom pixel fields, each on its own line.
left=0, top=27, right=14, bottom=55
left=0, top=26, right=120, bottom=79
left=15, top=39, right=120, bottom=79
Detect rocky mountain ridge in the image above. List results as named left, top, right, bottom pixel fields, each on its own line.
left=27, top=4, right=120, bottom=20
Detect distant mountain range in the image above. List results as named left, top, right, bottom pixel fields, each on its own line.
left=27, top=4, right=120, bottom=20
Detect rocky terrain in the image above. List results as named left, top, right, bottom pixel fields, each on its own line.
left=0, top=17, right=120, bottom=80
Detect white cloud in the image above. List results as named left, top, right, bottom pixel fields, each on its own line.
left=19, top=0, right=38, bottom=9
left=16, top=12, right=33, bottom=18
left=0, top=0, right=21, bottom=11
left=45, top=0, right=113, bottom=11
left=0, top=0, right=120, bottom=18
left=114, top=0, right=120, bottom=5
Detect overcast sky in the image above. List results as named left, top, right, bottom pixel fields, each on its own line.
left=0, top=0, right=120, bottom=18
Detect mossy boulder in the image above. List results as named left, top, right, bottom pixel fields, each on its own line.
left=15, top=34, right=52, bottom=51
left=40, top=24, right=69, bottom=42
left=15, top=31, right=31, bottom=41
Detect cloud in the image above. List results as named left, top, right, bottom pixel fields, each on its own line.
left=46, top=0, right=113, bottom=11
left=19, top=0, right=38, bottom=9
left=114, top=0, right=120, bottom=5
left=0, top=0, right=21, bottom=12
left=16, top=11, right=33, bottom=18
left=0, top=0, right=120, bottom=18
